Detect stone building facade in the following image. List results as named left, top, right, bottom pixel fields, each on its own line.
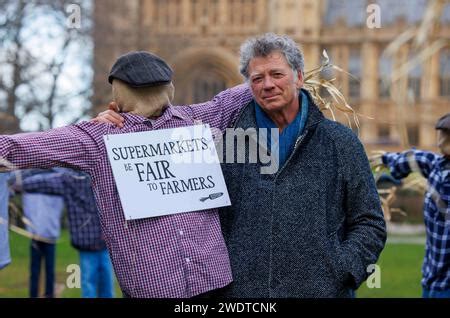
left=93, top=0, right=450, bottom=151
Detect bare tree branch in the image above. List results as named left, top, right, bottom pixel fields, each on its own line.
left=0, top=0, right=92, bottom=133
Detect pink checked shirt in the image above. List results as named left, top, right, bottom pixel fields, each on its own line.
left=0, top=84, right=253, bottom=298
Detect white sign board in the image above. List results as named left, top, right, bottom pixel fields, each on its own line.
left=103, top=124, right=231, bottom=220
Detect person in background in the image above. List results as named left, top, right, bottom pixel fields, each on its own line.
left=17, top=167, right=115, bottom=298
left=10, top=169, right=65, bottom=298
left=372, top=113, right=450, bottom=298
left=0, top=172, right=11, bottom=270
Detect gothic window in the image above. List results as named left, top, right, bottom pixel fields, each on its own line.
left=250, top=0, right=257, bottom=24
left=375, top=0, right=427, bottom=25
left=407, top=53, right=422, bottom=101
left=211, top=0, right=219, bottom=25
left=442, top=3, right=450, bottom=23
left=378, top=123, right=391, bottom=144
left=378, top=52, right=392, bottom=99
left=440, top=48, right=450, bottom=98
left=324, top=0, right=367, bottom=26
left=191, top=0, right=199, bottom=24
left=348, top=48, right=361, bottom=99
left=229, top=0, right=238, bottom=25
left=227, top=0, right=256, bottom=27
left=325, top=0, right=430, bottom=27
left=155, top=0, right=169, bottom=28
left=192, top=73, right=227, bottom=103
left=407, top=124, right=420, bottom=147
left=174, top=0, right=182, bottom=26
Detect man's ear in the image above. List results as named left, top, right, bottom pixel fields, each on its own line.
left=296, top=70, right=304, bottom=89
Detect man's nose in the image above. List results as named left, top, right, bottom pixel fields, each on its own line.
left=262, top=76, right=275, bottom=89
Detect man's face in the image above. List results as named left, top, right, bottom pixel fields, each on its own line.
left=248, top=51, right=303, bottom=114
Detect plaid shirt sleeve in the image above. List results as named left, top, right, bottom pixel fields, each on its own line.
left=20, top=172, right=66, bottom=196
left=186, top=84, right=254, bottom=132
left=382, top=150, right=440, bottom=179
left=0, top=122, right=104, bottom=173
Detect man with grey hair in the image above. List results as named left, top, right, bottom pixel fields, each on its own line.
left=95, top=33, right=386, bottom=298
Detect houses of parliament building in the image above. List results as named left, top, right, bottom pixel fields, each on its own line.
left=93, top=0, right=450, bottom=151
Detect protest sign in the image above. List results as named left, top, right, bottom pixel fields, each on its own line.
left=104, top=124, right=231, bottom=220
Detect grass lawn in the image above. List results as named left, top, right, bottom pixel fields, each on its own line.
left=0, top=230, right=122, bottom=298
left=357, top=241, right=425, bottom=298
left=0, top=231, right=425, bottom=298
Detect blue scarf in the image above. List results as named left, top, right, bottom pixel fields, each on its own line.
left=254, top=90, right=309, bottom=167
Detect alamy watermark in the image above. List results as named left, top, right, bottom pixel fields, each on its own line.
left=64, top=3, right=382, bottom=30
left=168, top=125, right=281, bottom=175
left=366, top=264, right=381, bottom=289
left=366, top=4, right=381, bottom=29
left=66, top=264, right=81, bottom=289
left=66, top=4, right=81, bottom=29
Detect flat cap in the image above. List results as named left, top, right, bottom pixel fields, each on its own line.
left=436, top=113, right=450, bottom=130
left=108, top=51, right=173, bottom=87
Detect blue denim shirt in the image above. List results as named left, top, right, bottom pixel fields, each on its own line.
left=22, top=192, right=64, bottom=242
left=0, top=173, right=11, bottom=269
left=20, top=168, right=107, bottom=251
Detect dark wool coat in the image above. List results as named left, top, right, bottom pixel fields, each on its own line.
left=219, top=89, right=387, bottom=298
